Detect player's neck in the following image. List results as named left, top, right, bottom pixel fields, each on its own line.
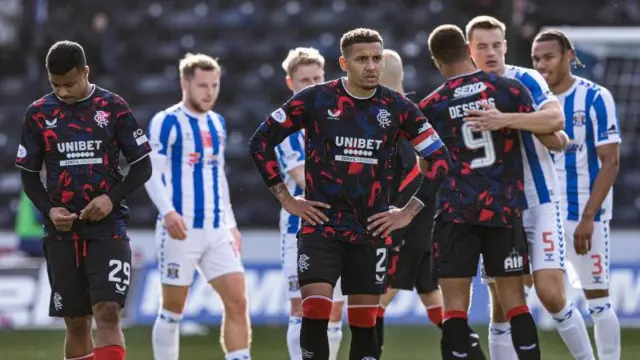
left=442, top=61, right=478, bottom=79
left=551, top=74, right=576, bottom=95
left=181, top=100, right=207, bottom=117
left=341, top=77, right=376, bottom=98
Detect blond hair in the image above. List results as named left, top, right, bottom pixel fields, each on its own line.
left=179, top=53, right=220, bottom=80
left=281, top=47, right=325, bottom=77
left=465, top=15, right=506, bottom=41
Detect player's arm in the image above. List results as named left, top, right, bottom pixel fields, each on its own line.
left=535, top=130, right=570, bottom=151
left=502, top=70, right=564, bottom=133
left=106, top=95, right=152, bottom=206
left=582, top=88, right=621, bottom=220
left=249, top=87, right=330, bottom=225
left=405, top=101, right=451, bottom=209
left=248, top=88, right=311, bottom=202
left=15, top=106, right=52, bottom=218
left=276, top=132, right=306, bottom=190
left=465, top=71, right=564, bottom=133
left=143, top=112, right=178, bottom=216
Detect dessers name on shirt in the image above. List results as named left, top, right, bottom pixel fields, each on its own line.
left=57, top=140, right=103, bottom=153
left=335, top=136, right=383, bottom=150
left=448, top=98, right=496, bottom=120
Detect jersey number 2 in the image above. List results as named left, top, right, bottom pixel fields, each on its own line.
left=461, top=122, right=496, bottom=169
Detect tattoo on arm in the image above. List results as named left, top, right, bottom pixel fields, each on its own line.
left=269, top=182, right=292, bottom=203
left=405, top=197, right=425, bottom=216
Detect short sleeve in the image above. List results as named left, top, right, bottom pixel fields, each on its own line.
left=590, top=87, right=621, bottom=146
left=113, top=94, right=152, bottom=164
left=15, top=105, right=44, bottom=172
left=518, top=69, right=556, bottom=111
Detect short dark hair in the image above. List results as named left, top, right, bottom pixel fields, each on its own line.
left=534, top=29, right=584, bottom=67
left=46, top=41, right=87, bottom=75
left=428, top=25, right=469, bottom=63
left=465, top=15, right=506, bottom=41
left=340, top=28, right=383, bottom=55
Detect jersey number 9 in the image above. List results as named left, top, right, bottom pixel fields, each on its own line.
left=461, top=122, right=496, bottom=169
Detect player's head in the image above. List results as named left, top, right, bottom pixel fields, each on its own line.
left=428, top=25, right=470, bottom=71
left=179, top=53, right=221, bottom=113
left=379, top=49, right=404, bottom=93
left=339, top=28, right=384, bottom=91
left=282, top=47, right=325, bottom=94
left=466, top=15, right=507, bottom=73
left=45, top=41, right=90, bottom=104
left=532, top=30, right=582, bottom=89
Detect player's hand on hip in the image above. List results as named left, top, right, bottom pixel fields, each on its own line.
left=464, top=102, right=507, bottom=131
left=283, top=196, right=330, bottom=226
left=48, top=207, right=78, bottom=232
left=574, top=218, right=594, bottom=255
left=367, top=206, right=412, bottom=237
left=164, top=211, right=188, bottom=240
left=79, top=194, right=113, bottom=222
left=230, top=227, right=242, bottom=252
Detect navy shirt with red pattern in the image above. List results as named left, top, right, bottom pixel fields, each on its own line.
left=419, top=70, right=534, bottom=227
left=15, top=86, right=151, bottom=240
left=249, top=79, right=450, bottom=246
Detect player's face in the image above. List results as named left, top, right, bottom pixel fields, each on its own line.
left=49, top=66, right=90, bottom=104
left=183, top=68, right=220, bottom=113
left=531, top=40, right=571, bottom=89
left=287, top=64, right=325, bottom=93
left=339, top=42, right=384, bottom=90
left=468, top=28, right=507, bottom=73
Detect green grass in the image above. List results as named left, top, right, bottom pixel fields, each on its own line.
left=0, top=326, right=638, bottom=359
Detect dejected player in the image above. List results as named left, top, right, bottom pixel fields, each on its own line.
left=420, top=25, right=540, bottom=360
left=15, top=41, right=152, bottom=360
left=249, top=28, right=451, bottom=360
left=375, top=49, right=485, bottom=360
left=464, top=16, right=594, bottom=360
left=533, top=29, right=622, bottom=360
left=275, top=47, right=346, bottom=360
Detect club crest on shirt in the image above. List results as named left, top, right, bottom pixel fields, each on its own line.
left=94, top=110, right=110, bottom=128
left=572, top=111, right=586, bottom=127
left=377, top=109, right=392, bottom=128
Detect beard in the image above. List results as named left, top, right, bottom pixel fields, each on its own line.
left=187, top=97, right=211, bottom=113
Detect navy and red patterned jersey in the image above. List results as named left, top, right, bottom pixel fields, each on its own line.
left=419, top=70, right=534, bottom=227
left=15, top=86, right=151, bottom=240
left=249, top=78, right=450, bottom=246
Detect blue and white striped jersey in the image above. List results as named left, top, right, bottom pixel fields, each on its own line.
left=504, top=65, right=562, bottom=208
left=553, top=77, right=621, bottom=221
left=145, top=103, right=236, bottom=229
left=275, top=130, right=305, bottom=235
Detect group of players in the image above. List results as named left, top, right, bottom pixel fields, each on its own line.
left=14, top=12, right=620, bottom=360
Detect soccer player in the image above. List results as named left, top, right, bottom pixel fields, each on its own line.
left=15, top=41, right=152, bottom=360
left=533, top=29, right=622, bottom=360
left=249, top=28, right=451, bottom=360
left=465, top=16, right=595, bottom=360
left=145, top=54, right=251, bottom=360
left=276, top=47, right=346, bottom=360
left=375, top=49, right=485, bottom=360
left=421, top=25, right=541, bottom=360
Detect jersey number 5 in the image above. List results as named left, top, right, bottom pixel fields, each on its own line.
left=461, top=122, right=496, bottom=169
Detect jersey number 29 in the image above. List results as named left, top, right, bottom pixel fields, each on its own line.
left=461, top=122, right=496, bottom=169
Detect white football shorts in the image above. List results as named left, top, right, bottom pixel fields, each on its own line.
left=481, top=201, right=565, bottom=284
left=156, top=219, right=244, bottom=286
left=281, top=233, right=346, bottom=301
left=564, top=219, right=611, bottom=290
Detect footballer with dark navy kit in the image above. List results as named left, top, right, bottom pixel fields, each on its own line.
left=16, top=40, right=151, bottom=360
left=249, top=28, right=451, bottom=360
